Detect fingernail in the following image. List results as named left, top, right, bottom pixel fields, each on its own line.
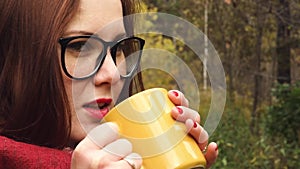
left=176, top=107, right=183, bottom=114
left=193, top=122, right=198, bottom=128
left=172, top=91, right=179, bottom=97
left=215, top=145, right=218, bottom=151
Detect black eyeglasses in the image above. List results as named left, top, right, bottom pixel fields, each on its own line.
left=59, top=35, right=145, bottom=80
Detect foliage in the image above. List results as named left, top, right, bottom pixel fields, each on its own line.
left=140, top=0, right=300, bottom=168
left=210, top=101, right=300, bottom=169
left=266, top=82, right=300, bottom=143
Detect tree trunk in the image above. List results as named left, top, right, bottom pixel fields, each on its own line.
left=251, top=0, right=264, bottom=135
left=276, top=0, right=291, bottom=84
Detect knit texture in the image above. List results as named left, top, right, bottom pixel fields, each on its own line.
left=0, top=136, right=72, bottom=169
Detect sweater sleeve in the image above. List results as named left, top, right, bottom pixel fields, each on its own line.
left=0, top=136, right=72, bottom=169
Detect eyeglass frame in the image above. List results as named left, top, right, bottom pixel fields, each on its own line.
left=58, top=35, right=145, bottom=80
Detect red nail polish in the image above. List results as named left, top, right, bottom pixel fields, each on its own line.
left=176, top=107, right=183, bottom=114
left=172, top=91, right=179, bottom=97
left=193, top=122, right=197, bottom=128
left=215, top=145, right=218, bottom=151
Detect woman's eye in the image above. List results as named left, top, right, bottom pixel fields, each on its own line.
left=67, top=41, right=88, bottom=52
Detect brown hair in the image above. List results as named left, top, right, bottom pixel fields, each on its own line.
left=0, top=0, right=143, bottom=149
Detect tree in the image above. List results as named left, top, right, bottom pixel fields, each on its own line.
left=276, top=0, right=291, bottom=84
left=251, top=0, right=266, bottom=135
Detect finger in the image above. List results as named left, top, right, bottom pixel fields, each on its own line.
left=87, top=139, right=133, bottom=167
left=171, top=106, right=200, bottom=123
left=102, top=139, right=133, bottom=161
left=185, top=119, right=208, bottom=151
left=168, top=90, right=189, bottom=107
left=119, top=153, right=143, bottom=169
left=204, top=142, right=218, bottom=168
left=85, top=122, right=119, bottom=149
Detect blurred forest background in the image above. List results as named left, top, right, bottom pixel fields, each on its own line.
left=139, top=0, right=300, bottom=168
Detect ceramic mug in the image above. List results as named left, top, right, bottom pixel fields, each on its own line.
left=101, top=88, right=206, bottom=169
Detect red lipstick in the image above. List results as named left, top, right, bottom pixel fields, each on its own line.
left=83, top=98, right=112, bottom=120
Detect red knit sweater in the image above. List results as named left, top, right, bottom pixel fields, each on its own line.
left=0, top=136, right=72, bottom=169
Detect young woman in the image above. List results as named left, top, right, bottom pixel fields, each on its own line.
left=0, top=0, right=218, bottom=168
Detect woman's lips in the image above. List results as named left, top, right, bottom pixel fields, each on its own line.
left=83, top=98, right=112, bottom=120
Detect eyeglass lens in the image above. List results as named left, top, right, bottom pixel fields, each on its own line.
left=64, top=37, right=142, bottom=79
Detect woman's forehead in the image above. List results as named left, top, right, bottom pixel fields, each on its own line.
left=65, top=0, right=124, bottom=40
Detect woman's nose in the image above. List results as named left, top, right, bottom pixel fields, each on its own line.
left=93, top=50, right=120, bottom=86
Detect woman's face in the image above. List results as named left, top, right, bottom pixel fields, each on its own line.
left=62, top=0, right=125, bottom=143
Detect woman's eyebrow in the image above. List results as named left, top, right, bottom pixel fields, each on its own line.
left=62, top=31, right=126, bottom=41
left=113, top=33, right=127, bottom=41
left=63, top=30, right=93, bottom=37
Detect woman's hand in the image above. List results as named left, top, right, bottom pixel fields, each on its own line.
left=71, top=122, right=142, bottom=169
left=168, top=90, right=218, bottom=168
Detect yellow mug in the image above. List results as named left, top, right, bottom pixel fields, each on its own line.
left=102, top=88, right=206, bottom=169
